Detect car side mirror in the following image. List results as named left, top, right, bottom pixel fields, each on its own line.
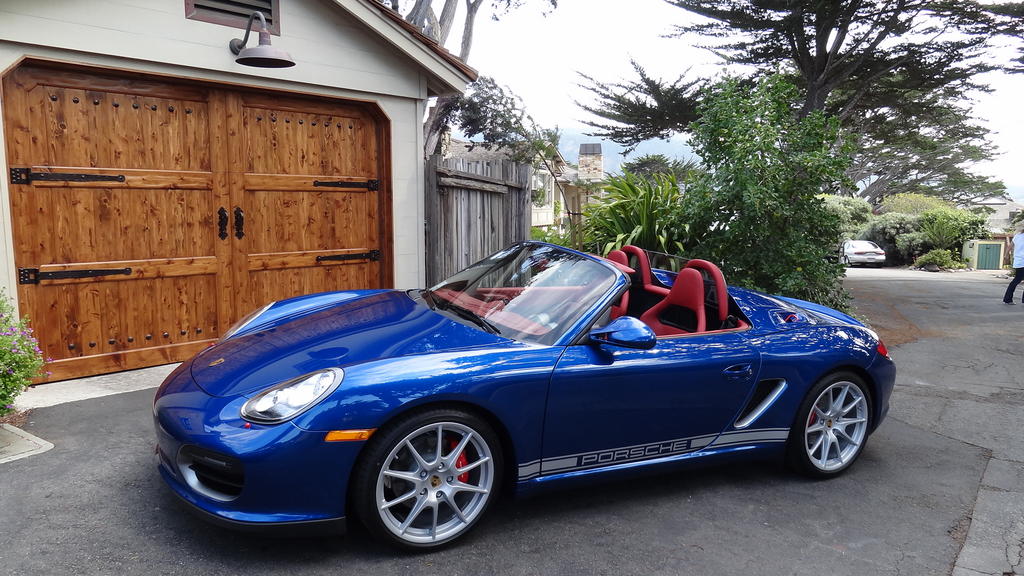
left=589, top=316, right=657, bottom=350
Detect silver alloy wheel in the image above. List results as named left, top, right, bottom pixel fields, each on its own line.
left=375, top=421, right=495, bottom=545
left=803, top=380, right=868, bottom=472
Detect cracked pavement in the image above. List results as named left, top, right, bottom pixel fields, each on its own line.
left=845, top=267, right=1024, bottom=576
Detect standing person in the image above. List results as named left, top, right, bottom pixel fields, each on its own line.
left=1004, top=225, right=1024, bottom=304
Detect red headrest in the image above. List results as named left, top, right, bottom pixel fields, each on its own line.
left=685, top=259, right=729, bottom=323
left=668, top=268, right=705, bottom=310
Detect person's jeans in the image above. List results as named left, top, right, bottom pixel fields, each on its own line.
left=1004, top=267, right=1024, bottom=302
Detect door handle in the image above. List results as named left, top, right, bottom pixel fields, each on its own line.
left=723, top=364, right=753, bottom=380
left=233, top=207, right=245, bottom=239
left=217, top=207, right=228, bottom=240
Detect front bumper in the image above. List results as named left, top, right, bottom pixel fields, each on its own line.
left=867, top=353, right=897, bottom=431
left=153, top=363, right=364, bottom=529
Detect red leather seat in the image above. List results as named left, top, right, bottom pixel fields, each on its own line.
left=685, top=259, right=729, bottom=326
left=639, top=268, right=706, bottom=336
left=620, top=245, right=668, bottom=297
left=606, top=250, right=630, bottom=318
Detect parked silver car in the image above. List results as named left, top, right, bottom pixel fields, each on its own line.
left=842, top=240, right=886, bottom=267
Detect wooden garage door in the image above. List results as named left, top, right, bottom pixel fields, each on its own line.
left=3, top=65, right=391, bottom=381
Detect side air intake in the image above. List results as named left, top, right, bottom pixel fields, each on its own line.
left=734, top=379, right=787, bottom=429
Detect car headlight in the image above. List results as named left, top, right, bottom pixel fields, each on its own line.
left=221, top=302, right=275, bottom=341
left=241, top=368, right=344, bottom=424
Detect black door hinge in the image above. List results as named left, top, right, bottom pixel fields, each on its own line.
left=10, top=168, right=126, bottom=185
left=315, top=250, right=381, bottom=263
left=19, top=267, right=132, bottom=285
left=312, top=179, right=379, bottom=191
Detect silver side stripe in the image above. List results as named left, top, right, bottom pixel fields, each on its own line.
left=517, top=427, right=790, bottom=480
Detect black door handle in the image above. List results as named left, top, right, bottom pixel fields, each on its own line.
left=233, top=207, right=245, bottom=239
left=217, top=207, right=228, bottom=240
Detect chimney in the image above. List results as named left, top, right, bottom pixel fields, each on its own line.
left=578, top=143, right=603, bottom=182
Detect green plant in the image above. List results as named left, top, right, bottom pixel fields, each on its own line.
left=530, top=226, right=572, bottom=246
left=821, top=194, right=873, bottom=240
left=583, top=171, right=683, bottom=255
left=913, top=249, right=964, bottom=270
left=673, top=75, right=851, bottom=310
left=917, top=208, right=988, bottom=251
left=880, top=193, right=951, bottom=215
left=1, top=291, right=46, bottom=415
left=860, top=212, right=921, bottom=264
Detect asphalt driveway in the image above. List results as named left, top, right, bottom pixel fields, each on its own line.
left=0, top=267, right=1020, bottom=575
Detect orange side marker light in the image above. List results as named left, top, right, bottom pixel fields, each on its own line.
left=325, top=429, right=376, bottom=442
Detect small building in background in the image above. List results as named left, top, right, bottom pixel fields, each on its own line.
left=971, top=196, right=1023, bottom=233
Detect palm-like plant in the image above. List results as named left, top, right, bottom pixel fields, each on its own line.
left=584, top=172, right=684, bottom=255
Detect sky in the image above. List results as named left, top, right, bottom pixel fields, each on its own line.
left=466, top=0, right=1024, bottom=202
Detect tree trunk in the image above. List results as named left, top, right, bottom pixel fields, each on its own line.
left=406, top=0, right=432, bottom=27
left=437, top=0, right=459, bottom=44
left=423, top=95, right=456, bottom=158
left=460, top=0, right=484, bottom=61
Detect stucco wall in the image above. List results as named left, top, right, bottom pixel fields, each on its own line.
left=0, top=0, right=452, bottom=311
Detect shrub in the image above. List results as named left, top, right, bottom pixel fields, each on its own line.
left=0, top=291, right=46, bottom=415
left=672, top=75, right=851, bottom=310
left=913, top=249, right=965, bottom=270
left=917, top=208, right=988, bottom=251
left=860, top=212, right=921, bottom=264
left=583, top=171, right=683, bottom=255
left=822, top=195, right=873, bottom=240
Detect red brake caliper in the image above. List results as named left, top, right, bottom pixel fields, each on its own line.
left=449, top=440, right=469, bottom=482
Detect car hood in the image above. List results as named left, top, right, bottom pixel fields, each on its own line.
left=190, top=290, right=508, bottom=398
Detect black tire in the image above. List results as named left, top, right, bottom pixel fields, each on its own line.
left=786, top=372, right=872, bottom=479
left=351, top=407, right=503, bottom=550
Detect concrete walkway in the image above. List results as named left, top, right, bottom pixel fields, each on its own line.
left=0, top=364, right=175, bottom=463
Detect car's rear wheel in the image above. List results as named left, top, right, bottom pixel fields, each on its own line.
left=787, top=372, right=871, bottom=478
left=352, top=408, right=502, bottom=550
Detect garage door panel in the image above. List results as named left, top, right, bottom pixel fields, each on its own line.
left=28, top=274, right=220, bottom=363
left=245, top=188, right=376, bottom=253
left=13, top=185, right=217, bottom=264
left=248, top=264, right=374, bottom=307
left=240, top=106, right=376, bottom=176
left=37, top=87, right=211, bottom=172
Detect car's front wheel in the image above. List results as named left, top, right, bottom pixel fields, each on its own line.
left=352, top=408, right=502, bottom=550
left=787, top=372, right=872, bottom=478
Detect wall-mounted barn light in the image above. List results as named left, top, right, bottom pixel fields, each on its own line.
left=228, top=11, right=295, bottom=68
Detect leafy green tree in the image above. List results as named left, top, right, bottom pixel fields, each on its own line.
left=846, top=96, right=1007, bottom=204
left=620, top=154, right=701, bottom=181
left=672, top=75, right=850, bottom=309
left=880, top=193, right=951, bottom=215
left=822, top=195, right=873, bottom=240
left=442, top=77, right=561, bottom=165
left=580, top=1, right=1021, bottom=202
left=583, top=172, right=683, bottom=256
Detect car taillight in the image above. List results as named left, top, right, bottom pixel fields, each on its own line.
left=877, top=341, right=890, bottom=358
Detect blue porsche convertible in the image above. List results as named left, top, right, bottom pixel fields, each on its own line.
left=153, top=242, right=895, bottom=550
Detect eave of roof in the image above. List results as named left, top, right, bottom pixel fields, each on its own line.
left=332, top=0, right=478, bottom=96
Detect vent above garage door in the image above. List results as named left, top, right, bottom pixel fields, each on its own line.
left=186, top=0, right=280, bottom=34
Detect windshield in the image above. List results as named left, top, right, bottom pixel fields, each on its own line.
left=426, top=243, right=618, bottom=345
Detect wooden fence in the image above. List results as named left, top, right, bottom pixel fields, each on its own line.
left=425, top=154, right=533, bottom=285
